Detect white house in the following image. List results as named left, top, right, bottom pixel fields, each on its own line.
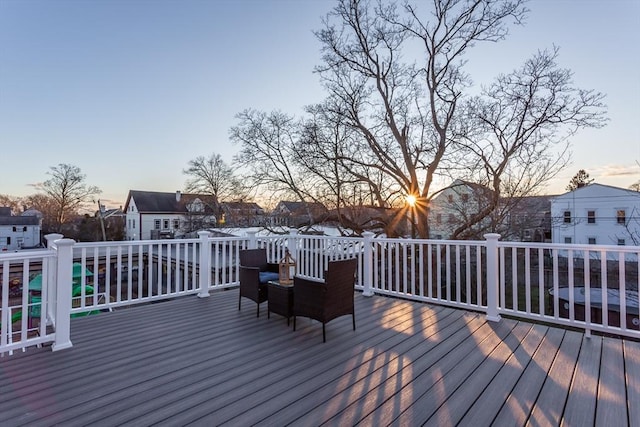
left=0, top=207, right=41, bottom=251
left=551, top=183, right=640, bottom=246
left=428, top=180, right=494, bottom=239
left=123, top=190, right=218, bottom=240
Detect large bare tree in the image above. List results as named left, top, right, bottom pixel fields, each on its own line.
left=232, top=0, right=607, bottom=238
left=183, top=153, right=245, bottom=222
left=40, top=164, right=101, bottom=231
left=450, top=48, right=606, bottom=238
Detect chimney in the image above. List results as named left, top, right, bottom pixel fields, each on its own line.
left=176, top=191, right=181, bottom=202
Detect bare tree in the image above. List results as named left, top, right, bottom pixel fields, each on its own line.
left=40, top=164, right=101, bottom=231
left=0, top=194, right=22, bottom=214
left=451, top=48, right=606, bottom=238
left=231, top=109, right=320, bottom=204
left=566, top=169, right=595, bottom=191
left=22, top=193, right=58, bottom=233
left=311, top=0, right=530, bottom=238
left=231, top=0, right=607, bottom=238
left=183, top=153, right=244, bottom=223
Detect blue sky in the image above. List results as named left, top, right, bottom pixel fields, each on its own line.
left=1, top=0, right=639, bottom=209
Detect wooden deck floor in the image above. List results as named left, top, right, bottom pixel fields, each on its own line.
left=1, top=289, right=638, bottom=426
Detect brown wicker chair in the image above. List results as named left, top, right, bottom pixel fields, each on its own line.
left=293, top=258, right=358, bottom=342
left=238, top=248, right=280, bottom=317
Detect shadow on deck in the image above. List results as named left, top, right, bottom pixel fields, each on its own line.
left=1, top=289, right=638, bottom=426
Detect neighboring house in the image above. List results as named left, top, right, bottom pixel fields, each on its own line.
left=270, top=201, right=329, bottom=228
left=428, top=180, right=494, bottom=239
left=124, top=190, right=218, bottom=240
left=219, top=202, right=265, bottom=227
left=0, top=207, right=41, bottom=251
left=551, top=183, right=640, bottom=246
left=500, top=195, right=553, bottom=242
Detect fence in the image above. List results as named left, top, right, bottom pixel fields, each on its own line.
left=2, top=230, right=639, bottom=355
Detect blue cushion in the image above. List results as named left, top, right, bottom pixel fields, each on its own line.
left=259, top=271, right=280, bottom=284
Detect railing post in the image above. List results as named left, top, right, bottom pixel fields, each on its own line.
left=52, top=238, right=75, bottom=351
left=484, top=233, right=501, bottom=322
left=197, top=231, right=212, bottom=298
left=44, top=233, right=63, bottom=326
left=246, top=230, right=258, bottom=249
left=287, top=228, right=299, bottom=272
left=362, top=232, right=375, bottom=297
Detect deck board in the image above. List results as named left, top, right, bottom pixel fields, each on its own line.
left=0, top=289, right=637, bottom=427
left=596, top=337, right=629, bottom=426
left=456, top=323, right=547, bottom=426
left=483, top=325, right=565, bottom=425
left=625, top=339, right=640, bottom=427
left=561, top=335, right=602, bottom=427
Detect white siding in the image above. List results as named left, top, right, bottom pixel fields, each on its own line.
left=0, top=224, right=40, bottom=251
left=551, top=184, right=640, bottom=246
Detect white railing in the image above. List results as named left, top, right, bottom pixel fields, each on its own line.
left=497, top=240, right=640, bottom=338
left=2, top=230, right=639, bottom=355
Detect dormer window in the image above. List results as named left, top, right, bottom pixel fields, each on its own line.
left=187, top=199, right=205, bottom=213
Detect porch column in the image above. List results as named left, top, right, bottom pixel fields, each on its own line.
left=44, top=233, right=63, bottom=327
left=484, top=233, right=501, bottom=322
left=52, top=238, right=75, bottom=351
left=197, top=231, right=211, bottom=298
left=362, top=232, right=375, bottom=297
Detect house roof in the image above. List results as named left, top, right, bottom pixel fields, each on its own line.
left=275, top=201, right=328, bottom=215
left=124, top=190, right=218, bottom=214
left=0, top=215, right=40, bottom=226
left=554, top=183, right=640, bottom=200
left=221, top=201, right=264, bottom=211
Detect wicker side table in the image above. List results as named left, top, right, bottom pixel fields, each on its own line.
left=267, top=281, right=294, bottom=326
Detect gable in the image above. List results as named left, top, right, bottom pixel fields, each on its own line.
left=124, top=190, right=217, bottom=214
left=554, top=183, right=640, bottom=202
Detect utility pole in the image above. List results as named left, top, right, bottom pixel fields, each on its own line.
left=97, top=199, right=107, bottom=241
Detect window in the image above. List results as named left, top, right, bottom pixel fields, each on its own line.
left=448, top=213, right=456, bottom=223
left=436, top=214, right=442, bottom=224
left=564, top=237, right=572, bottom=244
left=618, top=239, right=625, bottom=246
left=163, top=219, right=169, bottom=229
left=22, top=226, right=26, bottom=232
left=173, top=219, right=179, bottom=229
left=617, top=210, right=626, bottom=224
left=523, top=230, right=531, bottom=239
left=12, top=226, right=16, bottom=232
left=154, top=219, right=161, bottom=230
left=587, top=210, right=595, bottom=224
left=132, top=219, right=135, bottom=229
left=563, top=211, right=571, bottom=223
left=461, top=194, right=469, bottom=202
left=447, top=194, right=454, bottom=203
left=588, top=237, right=596, bottom=245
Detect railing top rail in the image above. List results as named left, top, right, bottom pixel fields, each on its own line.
left=498, top=240, right=640, bottom=253
left=0, top=248, right=55, bottom=261
left=376, top=237, right=486, bottom=245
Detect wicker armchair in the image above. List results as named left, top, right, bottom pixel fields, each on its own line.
left=238, top=248, right=280, bottom=317
left=293, top=258, right=358, bottom=342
